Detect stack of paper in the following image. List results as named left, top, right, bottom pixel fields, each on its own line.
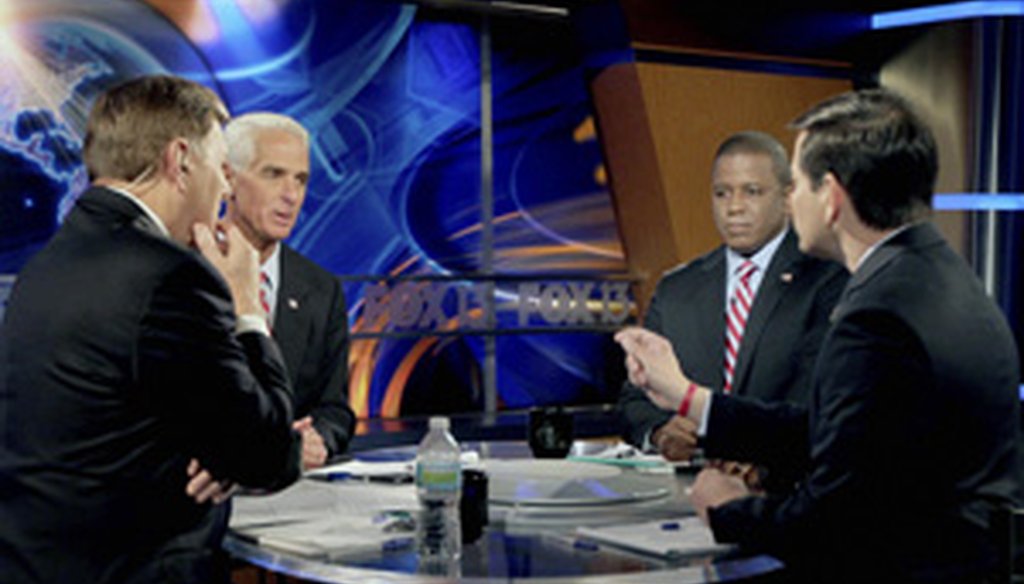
left=303, top=451, right=481, bottom=482
left=230, top=478, right=418, bottom=557
left=238, top=514, right=413, bottom=558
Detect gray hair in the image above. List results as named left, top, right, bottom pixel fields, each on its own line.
left=224, top=112, right=309, bottom=170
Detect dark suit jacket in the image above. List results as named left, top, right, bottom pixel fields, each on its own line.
left=273, top=245, right=355, bottom=455
left=705, top=223, right=1021, bottom=582
left=618, top=229, right=848, bottom=448
left=0, top=187, right=302, bottom=584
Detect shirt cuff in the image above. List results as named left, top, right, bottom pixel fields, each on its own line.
left=697, top=392, right=712, bottom=437
left=236, top=313, right=271, bottom=337
left=641, top=428, right=657, bottom=453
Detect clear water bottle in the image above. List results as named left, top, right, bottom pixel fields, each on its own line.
left=415, top=416, right=462, bottom=574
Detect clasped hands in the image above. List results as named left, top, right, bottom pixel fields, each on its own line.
left=185, top=416, right=328, bottom=505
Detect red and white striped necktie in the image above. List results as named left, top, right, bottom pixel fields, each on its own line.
left=723, top=260, right=758, bottom=394
left=259, top=271, right=274, bottom=328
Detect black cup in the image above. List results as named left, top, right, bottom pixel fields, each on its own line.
left=528, top=407, right=574, bottom=458
left=460, top=469, right=488, bottom=544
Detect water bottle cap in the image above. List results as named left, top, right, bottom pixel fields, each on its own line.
left=428, top=416, right=450, bottom=430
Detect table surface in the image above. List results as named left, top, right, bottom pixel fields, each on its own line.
left=225, top=440, right=783, bottom=583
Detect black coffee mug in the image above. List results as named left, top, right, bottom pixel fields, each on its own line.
left=460, top=469, right=488, bottom=544
left=528, top=407, right=574, bottom=458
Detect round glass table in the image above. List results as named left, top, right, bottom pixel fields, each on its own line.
left=225, top=441, right=783, bottom=583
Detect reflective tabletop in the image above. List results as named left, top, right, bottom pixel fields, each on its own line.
left=225, top=441, right=783, bottom=583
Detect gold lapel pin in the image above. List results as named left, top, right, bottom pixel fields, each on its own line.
left=780, top=272, right=793, bottom=283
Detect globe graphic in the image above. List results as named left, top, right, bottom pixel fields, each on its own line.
left=0, top=10, right=168, bottom=272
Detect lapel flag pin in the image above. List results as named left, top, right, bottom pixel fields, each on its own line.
left=288, top=298, right=299, bottom=310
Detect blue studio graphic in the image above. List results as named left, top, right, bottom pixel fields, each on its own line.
left=0, top=0, right=629, bottom=418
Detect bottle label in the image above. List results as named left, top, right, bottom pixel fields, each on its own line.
left=416, top=462, right=461, bottom=493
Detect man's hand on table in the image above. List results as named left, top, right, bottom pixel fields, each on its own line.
left=708, top=459, right=764, bottom=493
left=293, top=416, right=328, bottom=470
left=652, top=415, right=699, bottom=461
left=689, top=467, right=752, bottom=524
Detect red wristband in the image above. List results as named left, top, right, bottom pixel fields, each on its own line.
left=678, top=382, right=698, bottom=417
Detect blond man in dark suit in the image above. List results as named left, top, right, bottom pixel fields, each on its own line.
left=0, top=76, right=301, bottom=583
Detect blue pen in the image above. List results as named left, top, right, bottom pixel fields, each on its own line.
left=661, top=521, right=681, bottom=530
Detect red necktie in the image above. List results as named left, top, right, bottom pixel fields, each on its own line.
left=723, top=260, right=758, bottom=394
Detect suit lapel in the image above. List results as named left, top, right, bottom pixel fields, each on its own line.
left=731, top=230, right=800, bottom=395
left=693, top=249, right=727, bottom=388
left=832, top=222, right=940, bottom=321
left=273, top=247, right=310, bottom=381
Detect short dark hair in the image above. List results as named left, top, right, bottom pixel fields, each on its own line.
left=715, top=131, right=792, bottom=187
left=790, top=88, right=937, bottom=230
left=84, top=75, right=229, bottom=182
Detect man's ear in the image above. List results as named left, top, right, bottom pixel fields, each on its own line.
left=161, top=138, right=190, bottom=185
left=822, top=172, right=845, bottom=227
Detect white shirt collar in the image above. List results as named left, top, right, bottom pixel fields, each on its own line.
left=725, top=225, right=787, bottom=278
left=101, top=185, right=170, bottom=239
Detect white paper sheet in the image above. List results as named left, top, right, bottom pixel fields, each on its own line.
left=230, top=479, right=418, bottom=531
left=575, top=516, right=733, bottom=559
